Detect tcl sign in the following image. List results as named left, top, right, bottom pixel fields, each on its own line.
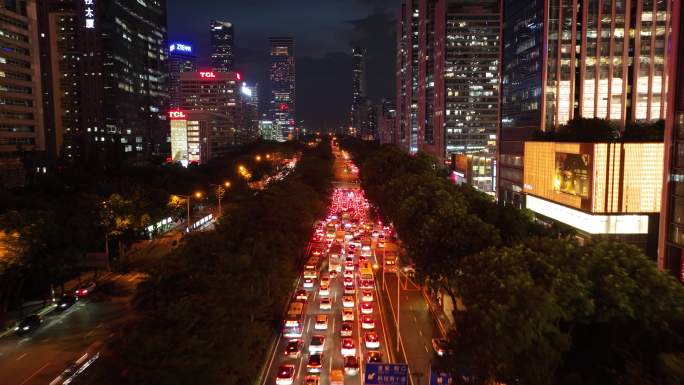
left=199, top=71, right=216, bottom=79
left=168, top=110, right=186, bottom=119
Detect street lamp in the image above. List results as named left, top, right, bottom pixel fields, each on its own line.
left=173, top=192, right=202, bottom=232
left=209, top=181, right=231, bottom=214
left=255, top=155, right=262, bottom=161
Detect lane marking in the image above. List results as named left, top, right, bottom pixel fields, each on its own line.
left=418, top=329, right=422, bottom=337
left=18, top=362, right=51, bottom=385
left=16, top=352, right=27, bottom=361
left=424, top=345, right=429, bottom=353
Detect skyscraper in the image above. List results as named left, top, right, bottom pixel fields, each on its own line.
left=351, top=46, right=367, bottom=136
left=499, top=0, right=673, bottom=207
left=659, top=0, right=684, bottom=282
left=169, top=42, right=196, bottom=109
left=396, top=1, right=420, bottom=153
left=210, top=20, right=234, bottom=72
left=0, top=0, right=45, bottom=186
left=269, top=37, right=296, bottom=140
left=38, top=0, right=79, bottom=163
left=77, top=0, right=169, bottom=165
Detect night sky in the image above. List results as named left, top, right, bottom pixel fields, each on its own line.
left=167, top=0, right=400, bottom=131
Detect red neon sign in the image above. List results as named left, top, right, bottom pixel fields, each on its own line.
left=199, top=71, right=216, bottom=79
left=236, top=73, right=241, bottom=80
left=168, top=110, right=186, bottom=119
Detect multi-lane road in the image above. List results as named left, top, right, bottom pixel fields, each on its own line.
left=261, top=145, right=393, bottom=385
left=0, top=272, right=142, bottom=385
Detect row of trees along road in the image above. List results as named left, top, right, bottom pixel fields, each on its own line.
left=0, top=140, right=300, bottom=317
left=341, top=138, right=684, bottom=385
left=91, top=141, right=334, bottom=385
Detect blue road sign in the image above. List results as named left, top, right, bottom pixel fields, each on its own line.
left=429, top=370, right=454, bottom=385
left=365, top=363, right=409, bottom=385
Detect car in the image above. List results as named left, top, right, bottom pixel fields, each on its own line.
left=303, top=375, right=320, bottom=385
left=295, top=290, right=308, bottom=301
left=276, top=364, right=296, bottom=385
left=341, top=338, right=356, bottom=356
left=343, top=277, right=354, bottom=287
left=402, top=264, right=416, bottom=277
left=303, top=278, right=314, bottom=288
left=361, top=290, right=374, bottom=302
left=378, top=241, right=385, bottom=248
left=329, top=270, right=338, bottom=278
left=319, top=297, right=332, bottom=310
left=284, top=339, right=303, bottom=358
left=340, top=321, right=353, bottom=337
left=343, top=270, right=354, bottom=279
left=365, top=332, right=380, bottom=349
left=371, top=231, right=379, bottom=238
left=345, top=256, right=354, bottom=263
left=342, top=309, right=354, bottom=322
left=319, top=285, right=330, bottom=296
left=360, top=279, right=374, bottom=289
left=342, top=295, right=355, bottom=308
left=15, top=314, right=43, bottom=334
left=56, top=294, right=78, bottom=310
left=343, top=355, right=360, bottom=375
left=320, top=275, right=330, bottom=286
left=360, top=302, right=373, bottom=314
left=309, top=335, right=325, bottom=353
left=361, top=315, right=375, bottom=329
left=344, top=285, right=355, bottom=295
left=432, top=338, right=451, bottom=356
left=75, top=281, right=96, bottom=297
left=307, top=353, right=323, bottom=373
left=314, top=314, right=328, bottom=330
left=366, top=350, right=382, bottom=363
left=344, top=261, right=355, bottom=271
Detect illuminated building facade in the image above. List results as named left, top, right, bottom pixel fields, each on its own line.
left=259, top=120, right=281, bottom=142
left=76, top=0, right=169, bottom=165
left=168, top=110, right=234, bottom=166
left=524, top=141, right=663, bottom=255
left=0, top=0, right=45, bottom=185
left=178, top=71, right=257, bottom=145
left=659, top=0, right=683, bottom=282
left=378, top=99, right=396, bottom=145
left=210, top=20, right=234, bottom=72
left=451, top=153, right=496, bottom=194
left=269, top=37, right=296, bottom=140
left=351, top=46, right=366, bottom=136
left=169, top=42, right=196, bottom=109
left=396, top=1, right=420, bottom=153
left=38, top=0, right=81, bottom=163
left=500, top=0, right=673, bottom=207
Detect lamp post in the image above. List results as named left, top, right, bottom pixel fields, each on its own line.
left=209, top=181, right=231, bottom=214
left=173, top=192, right=202, bottom=232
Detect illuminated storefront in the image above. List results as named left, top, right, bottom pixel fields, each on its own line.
left=524, top=141, right=663, bottom=255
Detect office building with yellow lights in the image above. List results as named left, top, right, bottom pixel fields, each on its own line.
left=524, top=141, right=663, bottom=256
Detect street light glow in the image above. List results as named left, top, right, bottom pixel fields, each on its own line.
left=195, top=192, right=202, bottom=199
left=224, top=181, right=231, bottom=188
left=255, top=155, right=262, bottom=161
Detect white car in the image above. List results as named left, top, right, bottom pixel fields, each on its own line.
left=361, top=315, right=375, bottom=329
left=342, top=295, right=355, bottom=308
left=343, top=270, right=355, bottom=279
left=342, top=308, right=354, bottom=322
left=364, top=332, right=380, bottom=349
left=341, top=338, right=356, bottom=356
left=314, top=314, right=328, bottom=330
left=319, top=285, right=330, bottom=296
left=360, top=302, right=373, bottom=314
left=309, top=335, right=325, bottom=353
left=319, top=297, right=332, bottom=310
left=276, top=364, right=296, bottom=385
left=361, top=290, right=373, bottom=302
left=303, top=278, right=314, bottom=288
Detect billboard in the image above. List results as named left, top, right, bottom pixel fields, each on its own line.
left=554, top=152, right=590, bottom=198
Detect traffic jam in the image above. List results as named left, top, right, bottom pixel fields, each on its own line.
left=266, top=182, right=394, bottom=385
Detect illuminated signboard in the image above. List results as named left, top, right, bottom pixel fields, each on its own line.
left=236, top=73, right=242, bottom=80
left=84, top=0, right=96, bottom=29
left=169, top=43, right=192, bottom=53
left=554, top=153, right=590, bottom=198
left=199, top=71, right=216, bottom=79
left=168, top=110, right=186, bottom=119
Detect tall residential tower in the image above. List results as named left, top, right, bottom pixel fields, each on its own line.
left=269, top=37, right=296, bottom=140
left=210, top=20, right=234, bottom=72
